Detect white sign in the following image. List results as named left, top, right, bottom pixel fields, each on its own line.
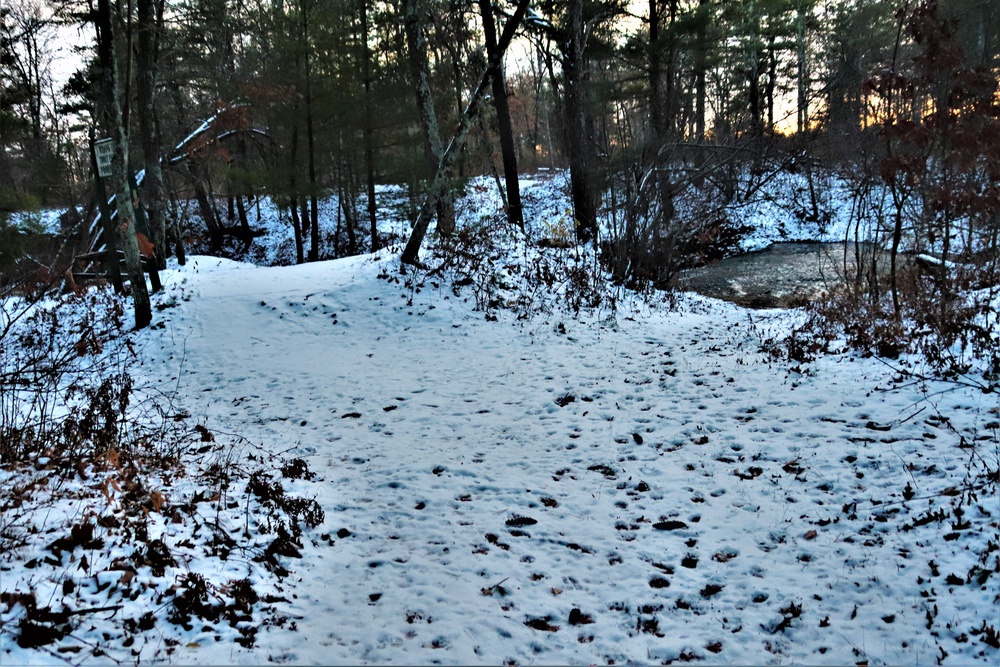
left=94, top=138, right=114, bottom=178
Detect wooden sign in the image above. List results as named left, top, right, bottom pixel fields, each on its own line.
left=94, top=138, right=114, bottom=178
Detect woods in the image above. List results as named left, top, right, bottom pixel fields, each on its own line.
left=0, top=0, right=997, bottom=335
left=1, top=1, right=999, bottom=661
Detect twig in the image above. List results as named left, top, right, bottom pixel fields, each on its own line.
left=63, top=604, right=123, bottom=618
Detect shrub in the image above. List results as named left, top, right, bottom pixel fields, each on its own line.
left=790, top=264, right=998, bottom=386
left=0, top=289, right=136, bottom=465
left=403, top=216, right=615, bottom=320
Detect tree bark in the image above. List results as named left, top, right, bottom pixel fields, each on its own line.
left=400, top=0, right=530, bottom=265
left=404, top=0, right=455, bottom=237
left=662, top=0, right=679, bottom=139
left=478, top=0, right=523, bottom=230
left=563, top=0, right=598, bottom=245
left=288, top=20, right=306, bottom=266
left=796, top=2, right=808, bottom=135
left=301, top=0, right=320, bottom=262
left=649, top=0, right=663, bottom=138
left=766, top=35, right=776, bottom=133
left=191, top=171, right=224, bottom=252
left=694, top=0, right=707, bottom=140
left=98, top=0, right=151, bottom=329
left=236, top=195, right=252, bottom=250
left=136, top=0, right=176, bottom=273
left=746, top=5, right=763, bottom=136
left=359, top=0, right=380, bottom=251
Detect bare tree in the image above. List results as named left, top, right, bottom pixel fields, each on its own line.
left=403, top=0, right=456, bottom=237
left=478, top=0, right=523, bottom=230
left=400, top=0, right=531, bottom=265
left=97, top=0, right=151, bottom=328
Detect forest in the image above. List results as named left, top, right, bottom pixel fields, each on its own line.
left=2, top=0, right=997, bottom=317
left=1, top=0, right=999, bottom=663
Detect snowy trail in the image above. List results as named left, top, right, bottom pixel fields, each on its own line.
left=120, top=252, right=999, bottom=665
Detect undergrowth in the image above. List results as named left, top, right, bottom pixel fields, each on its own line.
left=782, top=266, right=999, bottom=391
left=393, top=218, right=622, bottom=322
left=0, top=287, right=326, bottom=661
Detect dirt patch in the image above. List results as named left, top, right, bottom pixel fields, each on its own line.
left=673, top=242, right=895, bottom=308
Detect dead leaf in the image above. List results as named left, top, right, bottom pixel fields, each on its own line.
left=149, top=491, right=165, bottom=513
left=103, top=449, right=121, bottom=470
left=804, top=530, right=818, bottom=540
left=136, top=233, right=156, bottom=258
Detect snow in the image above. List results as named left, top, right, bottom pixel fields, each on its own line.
left=6, top=209, right=64, bottom=235
left=1, top=173, right=998, bottom=665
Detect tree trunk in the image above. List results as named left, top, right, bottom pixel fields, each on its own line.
left=796, top=3, right=808, bottom=135
left=662, top=0, right=679, bottom=138
left=404, top=0, right=455, bottom=237
left=300, top=199, right=310, bottom=252
left=695, top=0, right=707, bottom=140
left=886, top=11, right=906, bottom=316
left=136, top=0, right=175, bottom=272
left=766, top=36, right=776, bottom=133
left=747, top=6, right=763, bottom=136
left=301, top=0, right=321, bottom=262
left=338, top=155, right=359, bottom=256
left=289, top=194, right=305, bottom=265
left=359, top=0, right=380, bottom=251
left=91, top=0, right=125, bottom=294
left=289, top=96, right=305, bottom=264
left=648, top=0, right=663, bottom=139
left=236, top=195, right=252, bottom=250
left=191, top=172, right=223, bottom=252
left=478, top=0, right=523, bottom=230
left=563, top=0, right=598, bottom=245
left=98, top=0, right=151, bottom=329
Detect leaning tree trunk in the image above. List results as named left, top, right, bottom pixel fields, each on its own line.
left=400, top=0, right=530, bottom=265
left=403, top=0, right=455, bottom=237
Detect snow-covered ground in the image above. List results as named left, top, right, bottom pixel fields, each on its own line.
left=1, top=172, right=998, bottom=665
